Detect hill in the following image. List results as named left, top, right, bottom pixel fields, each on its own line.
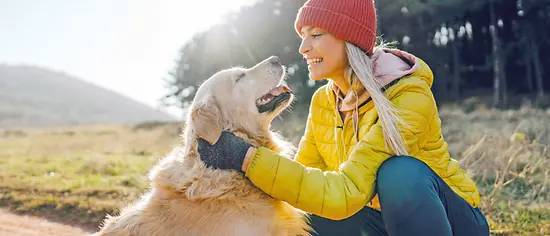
left=0, top=64, right=177, bottom=129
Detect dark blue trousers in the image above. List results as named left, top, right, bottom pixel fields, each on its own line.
left=309, top=156, right=490, bottom=236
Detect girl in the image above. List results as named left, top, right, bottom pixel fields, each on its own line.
left=197, top=0, right=490, bottom=235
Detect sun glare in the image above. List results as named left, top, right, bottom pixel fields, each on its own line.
left=0, top=0, right=260, bottom=119
left=108, top=0, right=260, bottom=117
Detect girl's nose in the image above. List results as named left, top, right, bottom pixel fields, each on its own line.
left=299, top=39, right=311, bottom=55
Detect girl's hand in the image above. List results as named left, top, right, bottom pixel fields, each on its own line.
left=196, top=131, right=252, bottom=173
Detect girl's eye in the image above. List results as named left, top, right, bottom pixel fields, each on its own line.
left=312, top=33, right=323, bottom=38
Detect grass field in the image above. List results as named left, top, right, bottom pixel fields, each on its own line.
left=1, top=105, right=549, bottom=235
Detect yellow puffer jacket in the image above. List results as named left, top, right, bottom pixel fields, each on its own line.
left=244, top=58, right=481, bottom=220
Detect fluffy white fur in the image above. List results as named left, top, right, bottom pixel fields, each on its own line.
left=94, top=56, right=312, bottom=236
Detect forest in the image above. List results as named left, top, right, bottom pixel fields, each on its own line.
left=163, top=0, right=550, bottom=111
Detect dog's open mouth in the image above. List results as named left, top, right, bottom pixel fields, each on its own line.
left=256, top=85, right=293, bottom=113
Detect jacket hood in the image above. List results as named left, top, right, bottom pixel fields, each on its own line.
left=377, top=48, right=433, bottom=88
left=329, top=48, right=433, bottom=113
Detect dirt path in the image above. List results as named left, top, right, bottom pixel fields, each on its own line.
left=0, top=208, right=92, bottom=236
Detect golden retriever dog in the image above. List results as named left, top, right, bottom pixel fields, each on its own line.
left=94, top=56, right=312, bottom=236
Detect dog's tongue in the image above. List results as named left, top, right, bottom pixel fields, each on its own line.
left=269, top=86, right=283, bottom=96
left=282, top=85, right=292, bottom=93
left=268, top=85, right=293, bottom=96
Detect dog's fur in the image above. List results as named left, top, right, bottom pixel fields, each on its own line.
left=94, top=57, right=312, bottom=236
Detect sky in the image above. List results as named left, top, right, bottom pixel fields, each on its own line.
left=0, top=0, right=257, bottom=118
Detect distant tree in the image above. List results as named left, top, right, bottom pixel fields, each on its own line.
left=163, top=0, right=319, bottom=111
left=162, top=0, right=550, bottom=112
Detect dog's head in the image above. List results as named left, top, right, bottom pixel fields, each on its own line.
left=188, top=56, right=294, bottom=145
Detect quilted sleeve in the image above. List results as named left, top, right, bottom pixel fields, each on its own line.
left=245, top=81, right=433, bottom=220
left=294, top=105, right=327, bottom=170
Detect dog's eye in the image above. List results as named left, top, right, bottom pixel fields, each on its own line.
left=236, top=73, right=246, bottom=82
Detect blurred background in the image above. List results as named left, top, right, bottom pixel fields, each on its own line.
left=0, top=0, right=549, bottom=235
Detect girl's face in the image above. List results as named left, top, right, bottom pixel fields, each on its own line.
left=299, top=26, right=348, bottom=81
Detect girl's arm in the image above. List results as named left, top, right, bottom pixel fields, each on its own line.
left=244, top=79, right=432, bottom=220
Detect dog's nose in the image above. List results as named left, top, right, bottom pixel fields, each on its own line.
left=269, top=56, right=280, bottom=65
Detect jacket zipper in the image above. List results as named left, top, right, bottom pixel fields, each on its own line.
left=334, top=108, right=348, bottom=167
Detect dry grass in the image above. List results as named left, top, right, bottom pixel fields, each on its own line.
left=438, top=106, right=550, bottom=235
left=0, top=107, right=549, bottom=234
left=0, top=122, right=182, bottom=230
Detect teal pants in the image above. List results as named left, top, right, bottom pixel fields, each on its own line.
left=309, top=156, right=490, bottom=236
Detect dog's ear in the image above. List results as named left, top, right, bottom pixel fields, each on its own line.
left=190, top=100, right=222, bottom=144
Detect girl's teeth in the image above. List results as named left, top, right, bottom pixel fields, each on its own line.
left=307, top=58, right=323, bottom=65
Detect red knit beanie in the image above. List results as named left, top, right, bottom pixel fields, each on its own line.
left=295, top=0, right=377, bottom=55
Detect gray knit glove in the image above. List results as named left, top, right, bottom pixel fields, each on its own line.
left=197, top=131, right=252, bottom=173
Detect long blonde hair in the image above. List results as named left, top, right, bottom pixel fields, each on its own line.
left=344, top=41, right=409, bottom=156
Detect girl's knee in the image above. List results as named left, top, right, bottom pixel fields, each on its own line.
left=377, top=155, right=431, bottom=183
left=376, top=156, right=434, bottom=206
